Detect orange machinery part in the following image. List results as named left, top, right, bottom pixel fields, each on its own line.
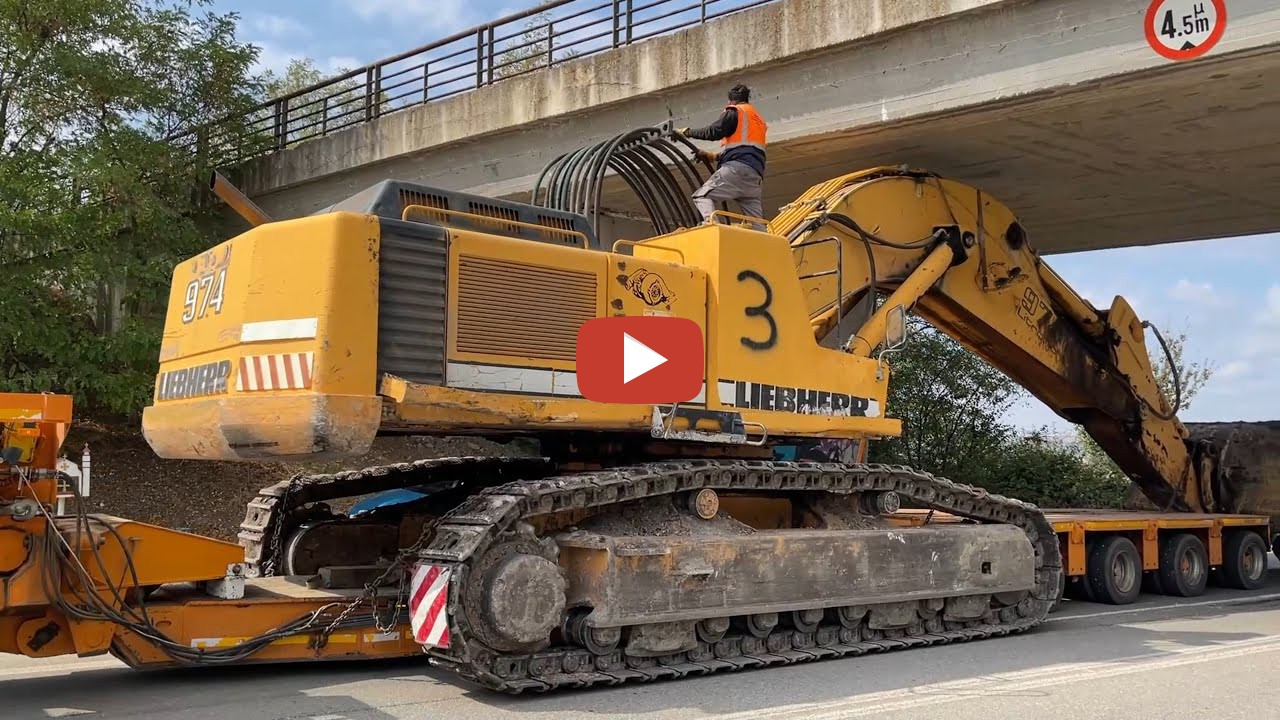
left=1, top=393, right=419, bottom=667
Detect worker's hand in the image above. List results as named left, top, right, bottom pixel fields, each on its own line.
left=695, top=149, right=717, bottom=163
left=676, top=127, right=690, bottom=137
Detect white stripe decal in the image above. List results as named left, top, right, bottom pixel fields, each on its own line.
left=240, top=318, right=319, bottom=343
left=447, top=362, right=707, bottom=404
left=290, top=353, right=305, bottom=385
left=448, top=363, right=557, bottom=394
left=273, top=355, right=287, bottom=388
left=235, top=352, right=315, bottom=392
left=717, top=381, right=735, bottom=405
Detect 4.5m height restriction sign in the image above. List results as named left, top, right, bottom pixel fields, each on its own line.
left=1145, top=0, right=1227, bottom=61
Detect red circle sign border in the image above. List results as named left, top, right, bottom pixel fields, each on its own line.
left=1145, top=0, right=1228, bottom=61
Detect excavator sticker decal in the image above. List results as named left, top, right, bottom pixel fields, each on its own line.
left=235, top=352, right=315, bottom=392
left=409, top=563, right=451, bottom=649
left=717, top=380, right=881, bottom=418
left=623, top=268, right=675, bottom=307
left=155, top=360, right=232, bottom=401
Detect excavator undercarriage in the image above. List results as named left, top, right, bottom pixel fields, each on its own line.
left=235, top=455, right=1059, bottom=692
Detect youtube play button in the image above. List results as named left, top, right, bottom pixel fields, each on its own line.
left=577, top=317, right=704, bottom=404
left=622, top=332, right=668, bottom=383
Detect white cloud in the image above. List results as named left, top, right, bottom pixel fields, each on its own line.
left=251, top=14, right=310, bottom=39
left=324, top=56, right=362, bottom=73
left=1261, top=284, right=1280, bottom=326
left=1167, top=278, right=1225, bottom=306
left=1217, top=360, right=1250, bottom=380
left=349, top=0, right=474, bottom=32
left=250, top=40, right=296, bottom=75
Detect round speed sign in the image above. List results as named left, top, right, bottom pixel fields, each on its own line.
left=1145, top=0, right=1227, bottom=61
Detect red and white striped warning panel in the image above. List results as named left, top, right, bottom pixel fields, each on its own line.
left=235, top=352, right=314, bottom=392
left=409, top=563, right=451, bottom=649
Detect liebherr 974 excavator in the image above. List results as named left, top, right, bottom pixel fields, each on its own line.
left=2, top=129, right=1276, bottom=693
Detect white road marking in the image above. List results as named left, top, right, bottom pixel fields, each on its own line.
left=714, top=634, right=1280, bottom=720
left=0, top=659, right=121, bottom=678
left=1048, top=590, right=1280, bottom=624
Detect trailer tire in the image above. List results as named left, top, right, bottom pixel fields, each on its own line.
left=1221, top=531, right=1268, bottom=590
left=1142, top=571, right=1164, bottom=595
left=1159, top=533, right=1208, bottom=597
left=1271, top=534, right=1280, bottom=565
left=1086, top=535, right=1142, bottom=605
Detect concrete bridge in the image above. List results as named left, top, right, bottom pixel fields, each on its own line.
left=237, top=0, right=1280, bottom=253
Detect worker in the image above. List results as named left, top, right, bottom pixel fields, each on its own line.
left=677, top=83, right=768, bottom=229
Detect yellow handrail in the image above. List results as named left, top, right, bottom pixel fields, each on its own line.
left=401, top=205, right=590, bottom=248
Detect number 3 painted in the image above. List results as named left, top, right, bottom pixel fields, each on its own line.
left=737, top=270, right=778, bottom=350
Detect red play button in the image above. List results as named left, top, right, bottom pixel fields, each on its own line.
left=576, top=317, right=703, bottom=404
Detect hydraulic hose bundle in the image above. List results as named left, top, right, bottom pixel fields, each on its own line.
left=531, top=125, right=724, bottom=241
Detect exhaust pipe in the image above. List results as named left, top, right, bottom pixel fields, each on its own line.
left=210, top=171, right=272, bottom=228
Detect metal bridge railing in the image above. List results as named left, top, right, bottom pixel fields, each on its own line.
left=174, top=0, right=782, bottom=167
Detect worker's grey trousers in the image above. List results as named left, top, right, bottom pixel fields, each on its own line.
left=692, top=161, right=764, bottom=229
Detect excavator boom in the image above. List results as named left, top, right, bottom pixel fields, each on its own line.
left=773, top=167, right=1216, bottom=514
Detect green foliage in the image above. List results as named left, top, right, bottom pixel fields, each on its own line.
left=982, top=433, right=1129, bottom=509
left=869, top=318, right=1132, bottom=508
left=261, top=57, right=387, bottom=145
left=495, top=13, right=578, bottom=79
left=0, top=0, right=263, bottom=418
left=1073, top=326, right=1215, bottom=488
left=869, top=318, right=1017, bottom=483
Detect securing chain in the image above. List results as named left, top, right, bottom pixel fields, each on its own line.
left=260, top=475, right=303, bottom=578
left=314, top=513, right=443, bottom=646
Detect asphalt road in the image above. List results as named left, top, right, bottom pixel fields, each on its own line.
left=7, top=574, right=1280, bottom=720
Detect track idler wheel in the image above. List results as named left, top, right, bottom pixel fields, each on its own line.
left=463, top=538, right=567, bottom=653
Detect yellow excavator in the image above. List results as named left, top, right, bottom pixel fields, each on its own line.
left=3, top=129, right=1277, bottom=693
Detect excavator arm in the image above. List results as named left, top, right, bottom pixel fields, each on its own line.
left=772, top=167, right=1208, bottom=513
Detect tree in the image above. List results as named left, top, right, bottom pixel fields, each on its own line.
left=985, top=433, right=1129, bottom=509
left=0, top=0, right=263, bottom=417
left=494, top=12, right=578, bottom=79
left=868, top=317, right=1020, bottom=485
left=1149, top=324, right=1214, bottom=413
left=867, top=315, right=1132, bottom=508
left=259, top=57, right=386, bottom=144
left=1074, top=326, right=1216, bottom=496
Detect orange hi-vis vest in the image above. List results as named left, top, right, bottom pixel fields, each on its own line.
left=721, top=103, right=768, bottom=151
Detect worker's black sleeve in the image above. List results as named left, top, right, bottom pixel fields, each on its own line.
left=685, top=108, right=737, bottom=141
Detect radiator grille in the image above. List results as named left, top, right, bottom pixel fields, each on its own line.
left=455, top=256, right=597, bottom=361
left=467, top=201, right=521, bottom=234
left=399, top=189, right=450, bottom=224
left=377, top=220, right=448, bottom=385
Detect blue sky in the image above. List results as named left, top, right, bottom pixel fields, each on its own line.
left=207, top=1, right=543, bottom=75
left=210, top=1, right=1279, bottom=433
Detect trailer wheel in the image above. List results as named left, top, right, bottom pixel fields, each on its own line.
left=1272, top=534, right=1280, bottom=565
left=1086, top=535, right=1142, bottom=605
left=1159, top=533, right=1208, bottom=597
left=1064, top=539, right=1098, bottom=602
left=1220, top=531, right=1268, bottom=590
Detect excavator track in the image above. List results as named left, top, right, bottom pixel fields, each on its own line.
left=238, top=456, right=556, bottom=575
left=419, top=459, right=1064, bottom=693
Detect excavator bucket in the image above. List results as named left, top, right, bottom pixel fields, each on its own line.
left=1121, top=421, right=1280, bottom=525
left=1188, top=421, right=1280, bottom=522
